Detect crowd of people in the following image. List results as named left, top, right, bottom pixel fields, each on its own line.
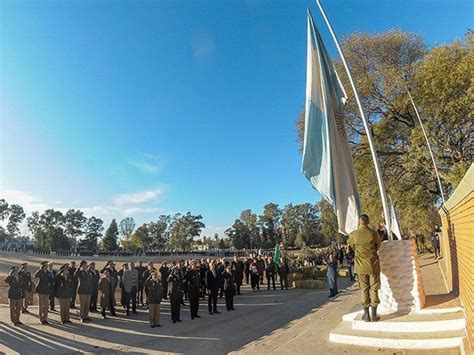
left=4, top=255, right=291, bottom=328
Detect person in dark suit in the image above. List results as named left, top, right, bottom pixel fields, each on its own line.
left=89, top=262, right=100, bottom=312
left=278, top=256, right=290, bottom=290
left=222, top=265, right=235, bottom=311
left=136, top=260, right=146, bottom=306
left=216, top=259, right=225, bottom=298
left=47, top=262, right=57, bottom=311
left=69, top=261, right=78, bottom=308
left=205, top=260, right=220, bottom=315
left=199, top=260, right=208, bottom=300
left=167, top=265, right=182, bottom=323
left=231, top=257, right=243, bottom=295
left=159, top=263, right=169, bottom=299
left=187, top=261, right=201, bottom=319
left=265, top=257, right=277, bottom=290
left=179, top=261, right=187, bottom=305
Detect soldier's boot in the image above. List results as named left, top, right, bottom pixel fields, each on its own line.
left=361, top=307, right=370, bottom=322
left=370, top=306, right=380, bottom=322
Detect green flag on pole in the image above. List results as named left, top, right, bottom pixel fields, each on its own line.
left=273, top=243, right=281, bottom=266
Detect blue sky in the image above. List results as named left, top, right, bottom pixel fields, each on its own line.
left=1, top=0, right=472, bottom=237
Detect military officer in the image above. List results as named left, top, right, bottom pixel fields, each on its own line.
left=18, top=262, right=34, bottom=313
left=35, top=261, right=52, bottom=324
left=5, top=266, right=24, bottom=325
left=75, top=260, right=93, bottom=322
left=348, top=214, right=382, bottom=322
left=89, top=262, right=100, bottom=312
left=144, top=270, right=164, bottom=328
left=55, top=264, right=74, bottom=323
left=167, top=265, right=183, bottom=323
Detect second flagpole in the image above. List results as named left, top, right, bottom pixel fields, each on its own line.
left=315, top=0, right=393, bottom=239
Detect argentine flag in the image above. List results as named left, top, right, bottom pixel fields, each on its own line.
left=302, top=10, right=361, bottom=235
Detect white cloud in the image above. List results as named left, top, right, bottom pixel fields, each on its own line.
left=114, top=189, right=163, bottom=205
left=1, top=190, right=49, bottom=213
left=192, top=32, right=216, bottom=58
left=128, top=153, right=165, bottom=175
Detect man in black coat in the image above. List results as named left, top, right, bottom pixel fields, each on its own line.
left=89, top=262, right=100, bottom=311
left=135, top=260, right=146, bottom=306
left=205, top=260, right=220, bottom=315
left=167, top=265, right=183, bottom=323
left=187, top=261, right=201, bottom=319
left=216, top=259, right=226, bottom=299
left=69, top=261, right=78, bottom=308
left=231, top=257, right=243, bottom=295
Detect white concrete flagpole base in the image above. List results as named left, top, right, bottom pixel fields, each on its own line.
left=377, top=239, right=426, bottom=315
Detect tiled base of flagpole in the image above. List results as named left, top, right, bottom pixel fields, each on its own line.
left=377, top=239, right=426, bottom=315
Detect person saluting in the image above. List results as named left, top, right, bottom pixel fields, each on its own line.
left=5, top=266, right=24, bottom=326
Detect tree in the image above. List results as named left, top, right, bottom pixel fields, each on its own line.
left=168, top=213, right=205, bottom=251
left=225, top=219, right=251, bottom=250
left=239, top=209, right=260, bottom=248
left=64, top=209, right=86, bottom=245
left=316, top=200, right=340, bottom=244
left=103, top=219, right=119, bottom=251
left=84, top=216, right=104, bottom=250
left=6, top=204, right=25, bottom=238
left=119, top=217, right=136, bottom=244
left=130, top=224, right=153, bottom=249
left=148, top=215, right=169, bottom=250
left=0, top=199, right=9, bottom=221
left=258, top=203, right=281, bottom=248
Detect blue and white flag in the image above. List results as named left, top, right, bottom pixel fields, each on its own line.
left=301, top=11, right=361, bottom=235
left=389, top=196, right=402, bottom=240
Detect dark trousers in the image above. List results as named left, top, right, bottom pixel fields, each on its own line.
left=124, top=292, right=131, bottom=312
left=137, top=283, right=144, bottom=305
left=189, top=290, right=199, bottom=317
left=130, top=286, right=137, bottom=311
left=208, top=288, right=218, bottom=313
left=163, top=283, right=169, bottom=299
left=90, top=290, right=98, bottom=310
left=234, top=282, right=241, bottom=295
left=225, top=289, right=234, bottom=310
left=328, top=276, right=338, bottom=297
left=49, top=295, right=55, bottom=310
left=251, top=274, right=260, bottom=290
left=170, top=295, right=181, bottom=321
left=245, top=271, right=250, bottom=284
left=280, top=274, right=288, bottom=289
left=267, top=274, right=276, bottom=290
left=71, top=285, right=77, bottom=307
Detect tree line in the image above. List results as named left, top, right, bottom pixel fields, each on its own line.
left=225, top=201, right=340, bottom=250
left=0, top=199, right=206, bottom=252
left=0, top=198, right=341, bottom=251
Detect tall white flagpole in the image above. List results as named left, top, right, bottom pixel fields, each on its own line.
left=407, top=89, right=446, bottom=203
left=315, top=0, right=393, bottom=239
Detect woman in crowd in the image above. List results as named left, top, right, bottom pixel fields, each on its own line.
left=98, top=269, right=116, bottom=318
left=222, top=265, right=235, bottom=311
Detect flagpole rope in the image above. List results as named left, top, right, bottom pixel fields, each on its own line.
left=407, top=89, right=446, bottom=203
